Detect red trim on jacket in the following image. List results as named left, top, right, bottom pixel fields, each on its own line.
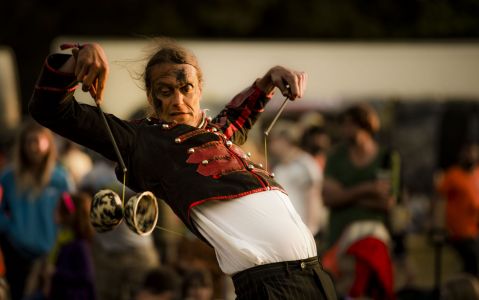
left=187, top=186, right=286, bottom=220
left=35, top=85, right=78, bottom=93
left=44, top=57, right=76, bottom=77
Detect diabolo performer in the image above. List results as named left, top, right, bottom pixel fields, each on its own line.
left=29, top=39, right=337, bottom=299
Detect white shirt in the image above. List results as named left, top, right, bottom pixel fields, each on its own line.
left=273, top=153, right=324, bottom=235
left=191, top=190, right=317, bottom=275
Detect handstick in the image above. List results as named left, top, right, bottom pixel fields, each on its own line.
left=263, top=84, right=291, bottom=171
left=96, top=103, right=128, bottom=174
left=264, top=96, right=289, bottom=137
left=264, top=83, right=291, bottom=136
left=90, top=83, right=128, bottom=205
left=89, top=81, right=127, bottom=173
left=263, top=97, right=289, bottom=172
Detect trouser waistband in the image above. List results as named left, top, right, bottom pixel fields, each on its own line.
left=232, top=256, right=320, bottom=284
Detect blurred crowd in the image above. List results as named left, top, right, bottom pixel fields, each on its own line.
left=1, top=101, right=479, bottom=300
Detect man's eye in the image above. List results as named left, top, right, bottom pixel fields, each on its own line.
left=181, top=84, right=193, bottom=93
left=157, top=88, right=172, bottom=97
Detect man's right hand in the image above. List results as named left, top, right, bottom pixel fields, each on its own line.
left=59, top=43, right=109, bottom=104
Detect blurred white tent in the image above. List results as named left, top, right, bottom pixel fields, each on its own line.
left=0, top=46, right=21, bottom=134
left=52, top=38, right=479, bottom=118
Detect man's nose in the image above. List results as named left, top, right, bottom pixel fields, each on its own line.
left=171, top=90, right=184, bottom=105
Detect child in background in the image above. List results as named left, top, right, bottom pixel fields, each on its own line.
left=48, top=192, right=96, bottom=300
left=182, top=268, right=214, bottom=300
left=134, top=267, right=181, bottom=300
left=0, top=120, right=71, bottom=300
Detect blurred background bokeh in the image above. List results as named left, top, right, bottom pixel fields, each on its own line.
left=1, top=1, right=479, bottom=299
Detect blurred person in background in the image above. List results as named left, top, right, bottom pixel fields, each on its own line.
left=300, top=124, right=331, bottom=173
left=0, top=120, right=71, bottom=300
left=79, top=154, right=159, bottom=300
left=29, top=40, right=337, bottom=299
left=437, top=142, right=479, bottom=277
left=269, top=121, right=324, bottom=236
left=181, top=268, right=214, bottom=300
left=174, top=235, right=226, bottom=299
left=48, top=192, right=96, bottom=300
left=57, top=139, right=93, bottom=188
left=298, top=112, right=331, bottom=173
left=0, top=133, right=15, bottom=174
left=440, top=273, right=479, bottom=300
left=0, top=247, right=8, bottom=300
left=0, top=212, right=8, bottom=300
left=322, top=103, right=396, bottom=299
left=133, top=267, right=181, bottom=300
left=300, top=119, right=332, bottom=247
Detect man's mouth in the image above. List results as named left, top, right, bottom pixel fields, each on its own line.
left=170, top=112, right=190, bottom=116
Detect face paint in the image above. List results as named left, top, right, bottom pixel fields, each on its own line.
left=153, top=98, right=163, bottom=114
left=175, top=68, right=188, bottom=86
left=149, top=63, right=202, bottom=126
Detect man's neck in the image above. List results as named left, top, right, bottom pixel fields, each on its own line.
left=196, top=111, right=207, bottom=128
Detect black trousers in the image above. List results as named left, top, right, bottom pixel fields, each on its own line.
left=232, top=257, right=337, bottom=300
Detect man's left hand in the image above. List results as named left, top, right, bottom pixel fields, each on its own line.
left=256, top=66, right=307, bottom=100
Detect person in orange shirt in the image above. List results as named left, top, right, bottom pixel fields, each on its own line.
left=438, top=142, right=479, bottom=276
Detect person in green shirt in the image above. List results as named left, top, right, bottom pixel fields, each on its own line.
left=322, top=103, right=396, bottom=299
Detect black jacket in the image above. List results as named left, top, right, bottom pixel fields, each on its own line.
left=29, top=54, right=284, bottom=240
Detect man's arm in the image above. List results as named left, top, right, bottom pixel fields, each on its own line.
left=29, top=44, right=135, bottom=165
left=214, top=66, right=307, bottom=145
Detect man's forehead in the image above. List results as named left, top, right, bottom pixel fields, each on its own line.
left=151, top=63, right=198, bottom=82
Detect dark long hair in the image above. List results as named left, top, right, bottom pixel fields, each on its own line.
left=13, top=119, right=57, bottom=193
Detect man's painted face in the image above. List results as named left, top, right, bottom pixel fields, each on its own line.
left=149, top=63, right=202, bottom=126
